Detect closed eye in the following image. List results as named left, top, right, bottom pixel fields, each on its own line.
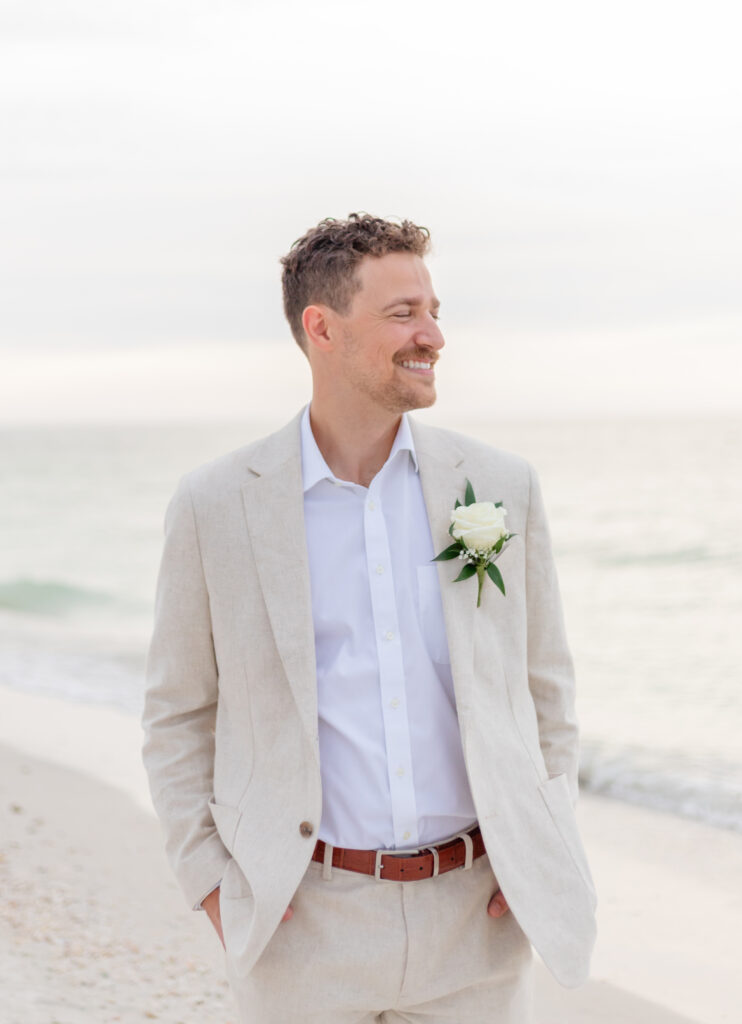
left=391, top=309, right=440, bottom=320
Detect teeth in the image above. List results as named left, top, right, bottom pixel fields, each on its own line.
left=401, top=360, right=432, bottom=369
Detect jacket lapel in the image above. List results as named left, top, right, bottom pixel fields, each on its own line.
left=240, top=413, right=318, bottom=751
left=410, top=419, right=477, bottom=711
left=239, top=412, right=483, bottom=749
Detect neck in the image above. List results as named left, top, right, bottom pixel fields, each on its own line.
left=308, top=391, right=403, bottom=488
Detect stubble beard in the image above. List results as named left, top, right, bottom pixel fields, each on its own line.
left=341, top=332, right=437, bottom=415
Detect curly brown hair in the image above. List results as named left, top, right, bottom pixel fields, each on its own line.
left=280, top=213, right=431, bottom=351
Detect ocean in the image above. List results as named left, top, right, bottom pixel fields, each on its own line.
left=1, top=415, right=741, bottom=832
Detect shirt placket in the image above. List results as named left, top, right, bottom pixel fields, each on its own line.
left=363, top=473, right=419, bottom=848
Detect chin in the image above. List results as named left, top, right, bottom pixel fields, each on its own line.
left=410, top=390, right=436, bottom=411
left=385, top=386, right=437, bottom=414
left=408, top=380, right=437, bottom=409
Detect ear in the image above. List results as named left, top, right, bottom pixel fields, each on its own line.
left=302, top=305, right=334, bottom=353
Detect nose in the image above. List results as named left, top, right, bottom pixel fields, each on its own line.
left=418, top=313, right=445, bottom=352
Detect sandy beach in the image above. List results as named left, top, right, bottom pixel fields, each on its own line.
left=1, top=687, right=739, bottom=1024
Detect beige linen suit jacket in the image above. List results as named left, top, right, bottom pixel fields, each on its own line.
left=142, top=409, right=597, bottom=989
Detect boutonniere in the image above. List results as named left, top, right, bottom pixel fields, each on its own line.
left=433, top=479, right=515, bottom=607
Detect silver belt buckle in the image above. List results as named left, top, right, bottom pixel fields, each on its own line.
left=374, top=843, right=421, bottom=881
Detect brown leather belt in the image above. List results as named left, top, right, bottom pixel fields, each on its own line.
left=311, top=826, right=485, bottom=882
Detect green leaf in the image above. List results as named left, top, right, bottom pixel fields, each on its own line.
left=493, top=533, right=515, bottom=556
left=454, top=563, right=477, bottom=582
left=486, top=562, right=506, bottom=595
left=454, top=498, right=462, bottom=509
left=494, top=501, right=503, bottom=508
left=464, top=478, right=476, bottom=506
left=433, top=543, right=461, bottom=561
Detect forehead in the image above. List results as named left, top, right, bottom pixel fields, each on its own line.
left=353, top=252, right=435, bottom=306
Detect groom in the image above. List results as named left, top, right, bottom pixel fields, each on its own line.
left=142, top=213, right=596, bottom=1023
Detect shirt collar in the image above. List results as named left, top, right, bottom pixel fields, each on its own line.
left=300, top=403, right=418, bottom=493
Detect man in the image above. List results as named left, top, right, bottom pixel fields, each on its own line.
left=142, top=214, right=596, bottom=1023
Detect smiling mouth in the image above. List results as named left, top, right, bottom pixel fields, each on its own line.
left=398, top=359, right=435, bottom=373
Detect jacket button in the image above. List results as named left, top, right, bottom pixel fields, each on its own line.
left=299, top=821, right=314, bottom=838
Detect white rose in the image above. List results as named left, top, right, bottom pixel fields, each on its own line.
left=450, top=502, right=508, bottom=552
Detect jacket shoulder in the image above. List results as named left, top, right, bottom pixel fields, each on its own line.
left=180, top=439, right=261, bottom=499
left=411, top=419, right=534, bottom=481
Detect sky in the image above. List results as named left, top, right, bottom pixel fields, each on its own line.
left=1, top=0, right=740, bottom=422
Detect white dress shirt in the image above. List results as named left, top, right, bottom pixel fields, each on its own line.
left=301, top=404, right=477, bottom=851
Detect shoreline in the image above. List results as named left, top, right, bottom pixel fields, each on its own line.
left=1, top=686, right=739, bottom=1023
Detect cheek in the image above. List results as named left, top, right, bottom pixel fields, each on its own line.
left=377, top=342, right=403, bottom=365
left=383, top=328, right=413, bottom=356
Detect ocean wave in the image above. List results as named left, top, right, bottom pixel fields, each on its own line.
left=0, top=642, right=145, bottom=716
left=595, top=546, right=739, bottom=568
left=579, top=742, right=742, bottom=833
left=0, top=578, right=121, bottom=616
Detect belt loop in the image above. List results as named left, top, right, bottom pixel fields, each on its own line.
left=425, top=846, right=440, bottom=877
left=453, top=831, right=474, bottom=869
left=374, top=848, right=384, bottom=881
left=322, top=841, right=334, bottom=881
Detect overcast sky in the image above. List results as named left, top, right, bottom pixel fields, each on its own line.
left=1, top=0, right=740, bottom=422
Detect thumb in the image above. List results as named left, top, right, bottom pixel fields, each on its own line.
left=487, top=890, right=510, bottom=918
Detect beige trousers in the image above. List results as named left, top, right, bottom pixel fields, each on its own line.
left=225, top=850, right=533, bottom=1023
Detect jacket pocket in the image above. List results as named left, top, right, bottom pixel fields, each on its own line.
left=219, top=852, right=254, bottom=903
left=538, top=773, right=597, bottom=906
left=208, top=798, right=242, bottom=852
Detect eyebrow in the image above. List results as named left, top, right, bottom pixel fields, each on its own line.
left=381, top=296, right=441, bottom=312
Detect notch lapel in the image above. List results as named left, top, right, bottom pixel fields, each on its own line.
left=240, top=416, right=318, bottom=752
left=411, top=421, right=476, bottom=712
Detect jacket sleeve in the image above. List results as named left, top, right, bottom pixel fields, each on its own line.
left=141, top=478, right=231, bottom=909
left=524, top=463, right=580, bottom=801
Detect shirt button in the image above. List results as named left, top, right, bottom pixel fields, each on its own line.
left=385, top=630, right=395, bottom=641
left=403, top=830, right=411, bottom=841
left=375, top=564, right=384, bottom=575
left=368, top=500, right=376, bottom=511
left=299, top=821, right=314, bottom=838
left=390, top=698, right=400, bottom=709
left=396, top=766, right=405, bottom=778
